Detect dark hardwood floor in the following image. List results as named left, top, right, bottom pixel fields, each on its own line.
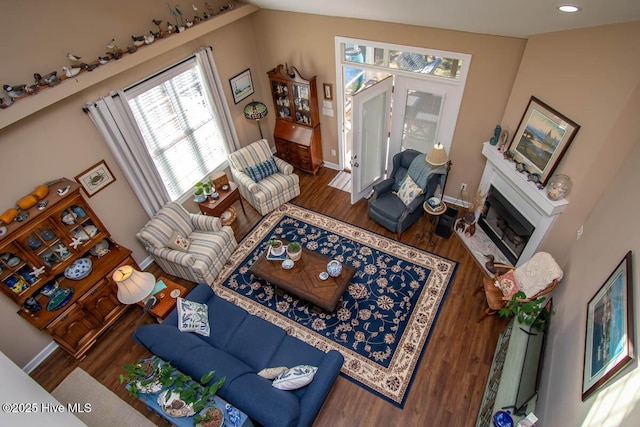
left=30, top=167, right=507, bottom=426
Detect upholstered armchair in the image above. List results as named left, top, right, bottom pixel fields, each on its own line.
left=368, top=149, right=445, bottom=239
left=476, top=252, right=563, bottom=321
left=136, top=202, right=237, bottom=285
left=228, top=139, right=301, bottom=216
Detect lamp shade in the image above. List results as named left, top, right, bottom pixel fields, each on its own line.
left=112, top=265, right=155, bottom=304
left=244, top=101, right=268, bottom=120
left=425, top=142, right=448, bottom=166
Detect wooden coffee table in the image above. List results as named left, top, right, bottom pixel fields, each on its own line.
left=249, top=245, right=357, bottom=312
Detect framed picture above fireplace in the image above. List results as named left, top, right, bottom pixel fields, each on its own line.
left=508, top=96, right=580, bottom=186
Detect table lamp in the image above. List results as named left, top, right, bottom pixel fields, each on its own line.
left=244, top=100, right=268, bottom=139
left=112, top=265, right=158, bottom=310
left=425, top=142, right=452, bottom=199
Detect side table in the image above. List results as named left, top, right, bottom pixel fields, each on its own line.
left=422, top=201, right=447, bottom=246
left=198, top=181, right=246, bottom=222
left=138, top=276, right=188, bottom=322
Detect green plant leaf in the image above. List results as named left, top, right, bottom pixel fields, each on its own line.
left=200, top=370, right=215, bottom=384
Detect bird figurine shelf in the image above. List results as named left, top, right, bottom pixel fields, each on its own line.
left=62, top=66, right=81, bottom=79
left=34, top=71, right=60, bottom=88
left=3, top=84, right=29, bottom=101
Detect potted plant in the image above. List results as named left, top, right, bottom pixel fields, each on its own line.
left=286, top=241, right=302, bottom=261
left=194, top=406, right=224, bottom=427
left=194, top=180, right=214, bottom=201
left=119, top=357, right=164, bottom=397
left=499, top=291, right=552, bottom=330
left=269, top=239, right=285, bottom=256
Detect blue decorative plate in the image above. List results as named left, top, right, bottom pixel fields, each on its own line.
left=47, top=287, right=74, bottom=311
left=64, top=258, right=93, bottom=280
left=493, top=410, right=514, bottom=427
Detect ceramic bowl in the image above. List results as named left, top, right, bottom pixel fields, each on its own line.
left=282, top=259, right=294, bottom=270
left=427, top=197, right=441, bottom=208
left=64, top=258, right=93, bottom=280
left=40, top=280, right=60, bottom=297
left=221, top=184, right=230, bottom=191
left=319, top=272, right=329, bottom=280
left=89, top=239, right=109, bottom=257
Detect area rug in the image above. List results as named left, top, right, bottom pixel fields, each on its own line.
left=52, top=368, right=156, bottom=427
left=212, top=203, right=458, bottom=407
left=328, top=170, right=351, bottom=192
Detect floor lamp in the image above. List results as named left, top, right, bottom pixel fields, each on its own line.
left=244, top=100, right=268, bottom=139
left=425, top=142, right=452, bottom=199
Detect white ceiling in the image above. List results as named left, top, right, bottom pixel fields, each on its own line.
left=246, top=0, right=640, bottom=38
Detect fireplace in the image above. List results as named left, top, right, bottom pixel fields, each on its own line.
left=479, top=186, right=535, bottom=265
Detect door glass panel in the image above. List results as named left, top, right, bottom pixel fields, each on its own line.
left=401, top=90, right=443, bottom=152
left=361, top=92, right=389, bottom=188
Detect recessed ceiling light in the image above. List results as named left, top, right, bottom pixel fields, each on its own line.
left=558, top=4, right=581, bottom=13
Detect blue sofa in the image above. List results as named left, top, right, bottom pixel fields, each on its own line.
left=133, top=284, right=344, bottom=427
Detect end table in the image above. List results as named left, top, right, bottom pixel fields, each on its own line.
left=198, top=181, right=246, bottom=222
left=422, top=201, right=447, bottom=246
left=138, top=277, right=188, bottom=322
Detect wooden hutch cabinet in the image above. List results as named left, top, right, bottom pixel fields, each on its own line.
left=268, top=64, right=323, bottom=175
left=0, top=179, right=137, bottom=359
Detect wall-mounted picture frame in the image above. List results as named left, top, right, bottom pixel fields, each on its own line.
left=323, top=83, right=333, bottom=100
left=508, top=96, right=580, bottom=186
left=229, top=68, right=254, bottom=104
left=75, top=160, right=116, bottom=197
left=582, top=251, right=634, bottom=401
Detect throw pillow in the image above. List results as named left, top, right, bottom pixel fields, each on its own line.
left=495, top=270, right=520, bottom=299
left=176, top=298, right=210, bottom=337
left=245, top=157, right=279, bottom=182
left=167, top=230, right=190, bottom=252
left=272, top=365, right=318, bottom=390
left=397, top=174, right=423, bottom=206
left=257, top=366, right=288, bottom=380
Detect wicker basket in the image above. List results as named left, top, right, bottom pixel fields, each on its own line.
left=220, top=206, right=237, bottom=226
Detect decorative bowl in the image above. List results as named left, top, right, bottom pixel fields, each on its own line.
left=89, top=239, right=110, bottom=257
left=64, top=258, right=93, bottom=280
left=221, top=184, right=229, bottom=191
left=427, top=197, right=441, bottom=208
left=282, top=259, right=294, bottom=270
left=319, top=272, right=329, bottom=280
left=40, top=280, right=60, bottom=297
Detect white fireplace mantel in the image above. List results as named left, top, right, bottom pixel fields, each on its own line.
left=477, top=142, right=568, bottom=266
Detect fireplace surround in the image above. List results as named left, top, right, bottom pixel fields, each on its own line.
left=475, top=142, right=569, bottom=267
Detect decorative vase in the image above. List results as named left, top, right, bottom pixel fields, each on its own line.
left=546, top=174, right=572, bottom=201
left=327, top=260, right=343, bottom=277
left=287, top=244, right=302, bottom=261
left=270, top=240, right=285, bottom=256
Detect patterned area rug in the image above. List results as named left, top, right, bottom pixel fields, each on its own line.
left=212, top=204, right=458, bottom=407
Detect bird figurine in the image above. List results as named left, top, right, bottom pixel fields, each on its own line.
left=186, top=18, right=193, bottom=27
left=202, top=11, right=210, bottom=20
left=131, top=35, right=145, bottom=47
left=152, top=18, right=163, bottom=27
left=0, top=97, right=13, bottom=109
left=3, top=84, right=28, bottom=100
left=62, top=66, right=81, bottom=78
left=106, top=38, right=118, bottom=52
left=66, top=52, right=82, bottom=62
left=150, top=29, right=161, bottom=39
left=111, top=49, right=123, bottom=60
left=144, top=34, right=155, bottom=45
left=464, top=222, right=476, bottom=237
left=85, top=63, right=99, bottom=72
left=455, top=218, right=465, bottom=233
left=166, top=22, right=174, bottom=33
left=127, top=45, right=137, bottom=54
left=98, top=56, right=110, bottom=65
left=34, top=71, right=60, bottom=87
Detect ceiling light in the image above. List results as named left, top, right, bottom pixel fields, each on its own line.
left=558, top=4, right=581, bottom=13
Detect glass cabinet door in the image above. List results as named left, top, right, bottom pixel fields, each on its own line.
left=272, top=81, right=291, bottom=120
left=0, top=243, right=42, bottom=297
left=292, top=84, right=312, bottom=125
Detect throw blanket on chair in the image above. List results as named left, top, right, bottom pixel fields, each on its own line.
left=407, top=154, right=447, bottom=190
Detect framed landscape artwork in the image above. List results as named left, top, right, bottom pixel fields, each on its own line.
left=582, top=251, right=634, bottom=401
left=508, top=96, right=580, bottom=186
left=229, top=68, right=254, bottom=104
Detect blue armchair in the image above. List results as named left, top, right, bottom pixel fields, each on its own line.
left=368, top=149, right=445, bottom=239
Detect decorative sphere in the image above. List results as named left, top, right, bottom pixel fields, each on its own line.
left=546, top=174, right=572, bottom=201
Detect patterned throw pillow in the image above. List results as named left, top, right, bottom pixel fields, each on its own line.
left=245, top=157, right=279, bottom=182
left=257, top=366, right=288, bottom=380
left=397, top=175, right=423, bottom=206
left=272, top=365, right=318, bottom=390
left=167, top=230, right=190, bottom=252
left=176, top=298, right=210, bottom=337
left=495, top=270, right=520, bottom=299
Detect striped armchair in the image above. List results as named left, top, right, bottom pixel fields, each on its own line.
left=228, top=139, right=300, bottom=216
left=136, top=202, right=237, bottom=285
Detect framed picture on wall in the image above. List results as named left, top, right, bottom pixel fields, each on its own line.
left=508, top=96, right=580, bottom=186
left=582, top=251, right=634, bottom=401
left=75, top=160, right=116, bottom=197
left=229, top=68, right=254, bottom=104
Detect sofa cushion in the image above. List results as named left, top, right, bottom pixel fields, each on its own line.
left=224, top=315, right=287, bottom=370
left=176, top=298, right=210, bottom=336
left=397, top=174, right=423, bottom=206
left=245, top=157, right=279, bottom=182
left=258, top=366, right=289, bottom=379
left=273, top=365, right=318, bottom=390
left=228, top=139, right=273, bottom=172
left=167, top=230, right=190, bottom=252
left=495, top=270, right=520, bottom=299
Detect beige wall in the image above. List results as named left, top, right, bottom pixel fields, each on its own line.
left=249, top=10, right=527, bottom=197
left=500, top=22, right=640, bottom=267
left=0, top=1, right=263, bottom=367
left=537, top=81, right=640, bottom=426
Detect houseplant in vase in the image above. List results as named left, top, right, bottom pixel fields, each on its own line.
left=194, top=180, right=214, bottom=201
left=286, top=242, right=302, bottom=261
left=269, top=239, right=285, bottom=256
left=499, top=291, right=552, bottom=330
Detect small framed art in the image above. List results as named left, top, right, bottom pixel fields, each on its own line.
left=323, top=83, right=333, bottom=100
left=508, top=96, right=580, bottom=186
left=75, top=160, right=116, bottom=197
left=229, top=68, right=254, bottom=104
left=582, top=251, right=634, bottom=401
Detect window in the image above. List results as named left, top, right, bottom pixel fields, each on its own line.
left=126, top=58, right=228, bottom=200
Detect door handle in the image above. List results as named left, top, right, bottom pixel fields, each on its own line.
left=351, top=155, right=359, bottom=168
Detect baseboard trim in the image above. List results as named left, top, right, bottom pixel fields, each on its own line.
left=323, top=161, right=340, bottom=171
left=23, top=341, right=59, bottom=373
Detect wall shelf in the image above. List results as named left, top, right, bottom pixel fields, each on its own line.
left=0, top=3, right=259, bottom=131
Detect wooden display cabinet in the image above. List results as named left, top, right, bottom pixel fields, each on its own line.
left=268, top=64, right=323, bottom=175
left=0, top=179, right=136, bottom=359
